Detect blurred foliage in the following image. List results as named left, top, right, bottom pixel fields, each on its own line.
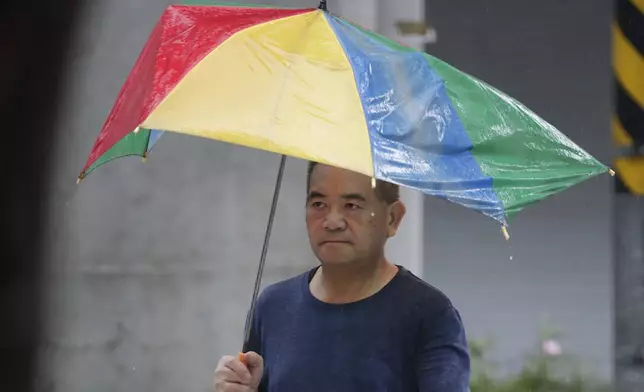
left=469, top=322, right=611, bottom=392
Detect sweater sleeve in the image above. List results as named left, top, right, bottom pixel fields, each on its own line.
left=416, top=302, right=471, bottom=392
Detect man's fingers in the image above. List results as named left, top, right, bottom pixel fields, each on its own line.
left=220, top=355, right=252, bottom=384
left=213, top=354, right=262, bottom=392
left=214, top=381, right=253, bottom=392
left=214, top=366, right=243, bottom=384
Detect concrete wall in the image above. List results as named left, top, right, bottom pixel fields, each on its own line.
left=422, top=0, right=613, bottom=379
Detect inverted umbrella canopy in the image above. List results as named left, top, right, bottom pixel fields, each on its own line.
left=79, top=1, right=609, bottom=226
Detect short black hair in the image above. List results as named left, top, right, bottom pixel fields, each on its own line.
left=306, top=161, right=400, bottom=205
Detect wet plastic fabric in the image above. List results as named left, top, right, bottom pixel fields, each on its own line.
left=80, top=2, right=608, bottom=224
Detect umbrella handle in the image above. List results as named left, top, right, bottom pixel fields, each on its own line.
left=240, top=154, right=287, bottom=357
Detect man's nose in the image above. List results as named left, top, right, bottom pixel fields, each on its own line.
left=323, top=210, right=347, bottom=231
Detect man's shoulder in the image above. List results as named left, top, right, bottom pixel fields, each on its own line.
left=395, top=267, right=466, bottom=334
left=395, top=266, right=456, bottom=313
left=256, top=267, right=312, bottom=307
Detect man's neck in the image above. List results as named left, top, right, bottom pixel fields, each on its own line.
left=310, top=258, right=399, bottom=304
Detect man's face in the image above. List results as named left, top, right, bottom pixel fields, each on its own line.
left=305, top=164, right=405, bottom=265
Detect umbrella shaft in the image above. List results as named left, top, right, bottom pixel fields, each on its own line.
left=242, top=154, right=287, bottom=351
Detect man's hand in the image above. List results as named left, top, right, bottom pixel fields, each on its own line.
left=213, top=352, right=264, bottom=392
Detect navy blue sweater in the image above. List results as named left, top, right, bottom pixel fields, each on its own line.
left=246, top=266, right=470, bottom=391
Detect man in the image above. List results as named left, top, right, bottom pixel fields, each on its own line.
left=214, top=162, right=470, bottom=391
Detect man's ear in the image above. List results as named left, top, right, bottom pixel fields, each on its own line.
left=386, top=200, right=406, bottom=238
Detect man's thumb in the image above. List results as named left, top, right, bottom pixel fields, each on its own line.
left=242, top=351, right=264, bottom=386
left=243, top=351, right=263, bottom=368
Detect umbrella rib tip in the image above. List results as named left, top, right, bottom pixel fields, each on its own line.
left=609, top=168, right=616, bottom=176
left=501, top=225, right=510, bottom=241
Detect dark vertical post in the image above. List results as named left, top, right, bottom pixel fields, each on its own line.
left=0, top=2, right=84, bottom=391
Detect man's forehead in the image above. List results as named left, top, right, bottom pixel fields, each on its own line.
left=309, top=164, right=370, bottom=187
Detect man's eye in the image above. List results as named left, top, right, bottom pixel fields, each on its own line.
left=311, top=201, right=325, bottom=208
left=346, top=203, right=360, bottom=210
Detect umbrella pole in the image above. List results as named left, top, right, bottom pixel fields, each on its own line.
left=242, top=154, right=287, bottom=352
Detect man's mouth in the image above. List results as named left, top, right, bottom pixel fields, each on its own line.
left=320, top=240, right=351, bottom=245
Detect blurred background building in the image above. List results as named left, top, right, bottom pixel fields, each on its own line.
left=41, top=0, right=617, bottom=390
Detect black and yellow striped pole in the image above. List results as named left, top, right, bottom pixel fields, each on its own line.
left=613, top=0, right=644, bottom=390
left=613, top=0, right=644, bottom=191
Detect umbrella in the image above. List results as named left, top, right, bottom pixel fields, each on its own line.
left=77, top=0, right=611, bottom=352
